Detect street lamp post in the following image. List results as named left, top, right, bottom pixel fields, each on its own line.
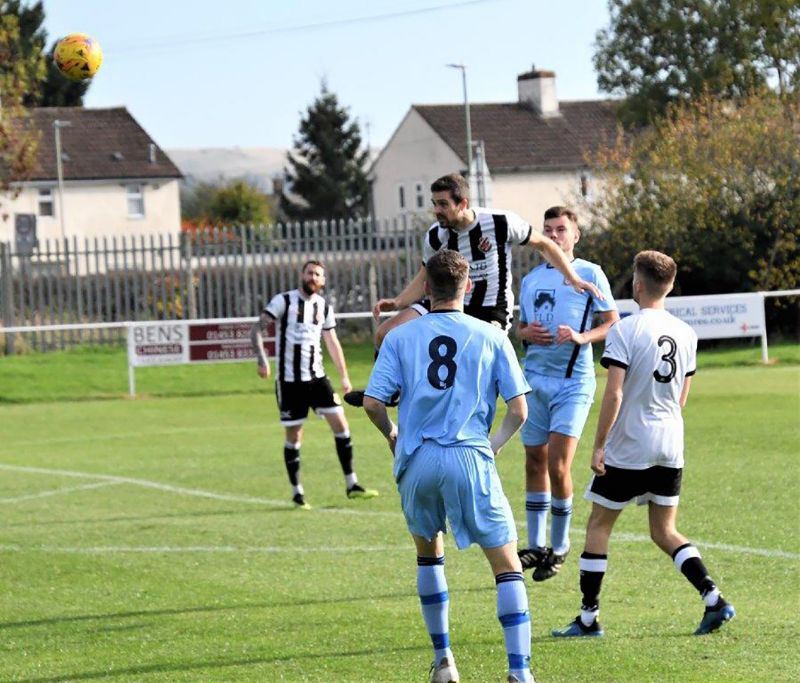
left=446, top=63, right=473, bottom=180
left=53, top=119, right=72, bottom=245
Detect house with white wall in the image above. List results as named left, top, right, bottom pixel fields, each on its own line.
left=2, top=107, right=181, bottom=248
left=370, top=67, right=620, bottom=227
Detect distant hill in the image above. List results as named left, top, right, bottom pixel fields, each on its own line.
left=166, top=147, right=288, bottom=194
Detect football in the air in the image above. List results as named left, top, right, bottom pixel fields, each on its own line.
left=53, top=33, right=103, bottom=81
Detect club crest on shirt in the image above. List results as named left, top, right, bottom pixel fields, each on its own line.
left=534, top=289, right=556, bottom=324
left=478, top=237, right=492, bottom=253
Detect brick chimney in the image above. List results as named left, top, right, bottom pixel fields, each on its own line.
left=517, top=66, right=559, bottom=117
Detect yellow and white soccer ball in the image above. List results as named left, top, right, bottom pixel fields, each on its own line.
left=54, top=33, right=103, bottom=81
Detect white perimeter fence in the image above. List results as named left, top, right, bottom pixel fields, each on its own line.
left=0, top=290, right=797, bottom=398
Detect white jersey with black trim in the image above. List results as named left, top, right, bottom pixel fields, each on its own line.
left=600, top=308, right=697, bottom=469
left=421, top=208, right=532, bottom=318
left=265, top=289, right=335, bottom=383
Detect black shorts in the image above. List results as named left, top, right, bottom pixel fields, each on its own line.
left=409, top=298, right=511, bottom=331
left=275, top=378, right=342, bottom=425
left=585, top=465, right=683, bottom=510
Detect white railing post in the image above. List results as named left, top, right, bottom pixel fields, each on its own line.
left=126, top=322, right=136, bottom=398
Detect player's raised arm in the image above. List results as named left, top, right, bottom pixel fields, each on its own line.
left=528, top=231, right=604, bottom=299
left=250, top=312, right=271, bottom=379
left=372, top=265, right=427, bottom=319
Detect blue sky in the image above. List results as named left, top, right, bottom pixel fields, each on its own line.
left=42, top=0, right=612, bottom=150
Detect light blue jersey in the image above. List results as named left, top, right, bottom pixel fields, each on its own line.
left=366, top=310, right=530, bottom=481
left=519, top=259, right=616, bottom=378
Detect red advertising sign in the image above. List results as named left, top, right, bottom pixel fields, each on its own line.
left=189, top=341, right=275, bottom=362
left=189, top=322, right=256, bottom=342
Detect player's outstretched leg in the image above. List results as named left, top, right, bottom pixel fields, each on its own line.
left=343, top=389, right=366, bottom=407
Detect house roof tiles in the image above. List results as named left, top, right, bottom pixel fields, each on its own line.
left=24, top=107, right=182, bottom=182
left=413, top=100, right=620, bottom=172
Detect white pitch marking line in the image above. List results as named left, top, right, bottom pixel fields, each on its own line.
left=605, top=531, right=800, bottom=561
left=0, top=463, right=797, bottom=560
left=0, top=463, right=398, bottom=517
left=0, top=480, right=120, bottom=504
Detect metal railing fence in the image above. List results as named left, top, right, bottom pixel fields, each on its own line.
left=0, top=216, right=541, bottom=354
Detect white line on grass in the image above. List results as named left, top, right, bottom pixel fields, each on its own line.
left=610, top=532, right=800, bottom=560
left=0, top=539, right=796, bottom=560
left=1, top=462, right=797, bottom=560
left=0, top=463, right=399, bottom=517
left=0, top=480, right=120, bottom=504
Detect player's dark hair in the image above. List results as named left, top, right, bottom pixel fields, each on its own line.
left=426, top=249, right=469, bottom=303
left=302, top=259, right=325, bottom=272
left=634, top=250, right=677, bottom=296
left=431, top=173, right=470, bottom=204
left=543, top=206, right=578, bottom=226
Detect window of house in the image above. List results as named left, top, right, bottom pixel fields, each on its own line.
left=415, top=182, right=425, bottom=208
left=127, top=184, right=145, bottom=217
left=579, top=172, right=592, bottom=200
left=38, top=188, right=54, bottom=217
left=398, top=185, right=406, bottom=210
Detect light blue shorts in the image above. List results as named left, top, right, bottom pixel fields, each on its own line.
left=397, top=441, right=517, bottom=550
left=520, top=372, right=596, bottom=446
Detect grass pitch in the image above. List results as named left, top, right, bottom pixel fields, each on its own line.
left=0, top=345, right=798, bottom=682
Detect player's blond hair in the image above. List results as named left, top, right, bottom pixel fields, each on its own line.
left=426, top=250, right=469, bottom=303
left=634, top=250, right=677, bottom=297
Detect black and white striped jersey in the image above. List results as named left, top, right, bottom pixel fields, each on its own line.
left=421, top=208, right=532, bottom=318
left=265, top=289, right=335, bottom=383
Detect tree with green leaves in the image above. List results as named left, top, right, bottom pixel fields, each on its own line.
left=594, top=0, right=800, bottom=125
left=181, top=179, right=272, bottom=225
left=0, top=8, right=44, bottom=220
left=1, top=0, right=89, bottom=107
left=209, top=179, right=272, bottom=226
left=180, top=180, right=218, bottom=224
left=577, top=94, right=800, bottom=302
left=280, top=82, right=369, bottom=222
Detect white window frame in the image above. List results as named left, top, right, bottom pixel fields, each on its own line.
left=397, top=184, right=406, bottom=211
left=38, top=187, right=55, bottom=217
left=127, top=184, right=145, bottom=218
